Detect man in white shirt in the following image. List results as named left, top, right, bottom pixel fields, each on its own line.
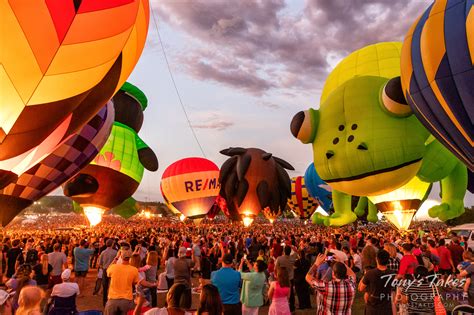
left=48, top=243, right=68, bottom=288
left=51, top=269, right=80, bottom=298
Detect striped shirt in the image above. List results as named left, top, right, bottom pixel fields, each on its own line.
left=401, top=280, right=434, bottom=314
left=310, top=277, right=355, bottom=315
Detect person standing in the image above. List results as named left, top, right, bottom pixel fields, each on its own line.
left=98, top=239, right=117, bottom=306
left=211, top=253, right=241, bottom=315
left=32, top=254, right=52, bottom=289
left=275, top=245, right=297, bottom=312
left=268, top=267, right=291, bottom=315
left=437, top=239, right=455, bottom=276
left=73, top=240, right=94, bottom=295
left=16, top=239, right=38, bottom=269
left=197, top=284, right=224, bottom=315
left=238, top=259, right=266, bottom=315
left=104, top=248, right=138, bottom=315
left=358, top=249, right=393, bottom=315
left=448, top=237, right=464, bottom=272
left=306, top=253, right=356, bottom=315
left=397, top=243, right=419, bottom=279
left=174, top=247, right=195, bottom=287
left=6, top=240, right=22, bottom=279
left=294, top=251, right=311, bottom=309
left=164, top=248, right=176, bottom=289
left=48, top=243, right=68, bottom=289
left=361, top=237, right=377, bottom=272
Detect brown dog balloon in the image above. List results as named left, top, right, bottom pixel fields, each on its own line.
left=219, top=147, right=294, bottom=226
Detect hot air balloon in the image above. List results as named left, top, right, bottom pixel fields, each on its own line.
left=287, top=176, right=318, bottom=220
left=368, top=177, right=432, bottom=231
left=321, top=42, right=402, bottom=103
left=0, top=102, right=113, bottom=226
left=400, top=0, right=473, bottom=171
left=64, top=83, right=158, bottom=225
left=219, top=147, right=294, bottom=227
left=160, top=157, right=220, bottom=222
left=304, top=163, right=333, bottom=212
left=0, top=0, right=150, bottom=189
left=291, top=41, right=468, bottom=226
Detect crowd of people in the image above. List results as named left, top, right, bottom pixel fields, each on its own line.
left=0, top=214, right=472, bottom=315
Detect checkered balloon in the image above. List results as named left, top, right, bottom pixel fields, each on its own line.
left=0, top=102, right=114, bottom=226
left=287, top=176, right=319, bottom=220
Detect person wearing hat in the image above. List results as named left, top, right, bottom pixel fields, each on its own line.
left=173, top=247, right=195, bottom=288
left=104, top=248, right=138, bottom=315
left=51, top=269, right=80, bottom=298
left=211, top=248, right=241, bottom=315
left=0, top=289, right=14, bottom=315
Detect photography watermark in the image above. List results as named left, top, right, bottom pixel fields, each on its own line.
left=380, top=273, right=467, bottom=290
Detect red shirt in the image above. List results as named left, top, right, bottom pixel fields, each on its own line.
left=437, top=246, right=452, bottom=270
left=398, top=254, right=418, bottom=276
left=272, top=243, right=282, bottom=258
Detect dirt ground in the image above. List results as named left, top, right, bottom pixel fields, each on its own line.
left=75, top=268, right=367, bottom=314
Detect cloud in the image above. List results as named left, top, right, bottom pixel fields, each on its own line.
left=258, top=101, right=281, bottom=109
left=191, top=113, right=234, bottom=131
left=154, top=0, right=430, bottom=95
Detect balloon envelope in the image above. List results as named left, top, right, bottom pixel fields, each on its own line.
left=321, top=42, right=402, bottom=103
left=219, top=147, right=293, bottom=222
left=0, top=0, right=150, bottom=188
left=0, top=101, right=114, bottom=226
left=64, top=83, right=157, bottom=210
left=400, top=0, right=473, bottom=171
left=287, top=176, right=318, bottom=220
left=304, top=163, right=333, bottom=212
left=161, top=157, right=220, bottom=219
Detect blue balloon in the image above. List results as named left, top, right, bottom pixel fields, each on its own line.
left=304, top=163, right=333, bottom=211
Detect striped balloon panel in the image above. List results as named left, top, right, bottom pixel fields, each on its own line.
left=0, top=0, right=149, bottom=174
left=161, top=158, right=220, bottom=218
left=401, top=0, right=474, bottom=171
left=287, top=176, right=319, bottom=220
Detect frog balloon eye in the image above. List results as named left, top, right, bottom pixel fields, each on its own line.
left=290, top=109, right=320, bottom=144
left=381, top=77, right=412, bottom=117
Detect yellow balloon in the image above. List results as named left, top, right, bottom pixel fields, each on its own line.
left=321, top=42, right=402, bottom=103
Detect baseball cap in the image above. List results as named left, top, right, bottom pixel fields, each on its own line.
left=223, top=253, right=233, bottom=264
left=61, top=269, right=71, bottom=280
left=0, top=289, right=14, bottom=305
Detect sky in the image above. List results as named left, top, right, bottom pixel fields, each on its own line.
left=80, top=0, right=472, bottom=205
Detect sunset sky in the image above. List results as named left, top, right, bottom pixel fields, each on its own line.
left=89, top=0, right=472, bottom=205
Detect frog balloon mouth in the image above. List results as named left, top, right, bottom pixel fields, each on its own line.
left=325, top=158, right=422, bottom=183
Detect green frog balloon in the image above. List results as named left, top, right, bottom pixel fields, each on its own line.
left=291, top=43, right=468, bottom=227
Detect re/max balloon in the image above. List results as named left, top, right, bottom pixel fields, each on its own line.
left=0, top=0, right=149, bottom=189
left=400, top=0, right=473, bottom=171
left=304, top=163, right=333, bottom=212
left=0, top=101, right=114, bottom=226
left=161, top=157, right=220, bottom=219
